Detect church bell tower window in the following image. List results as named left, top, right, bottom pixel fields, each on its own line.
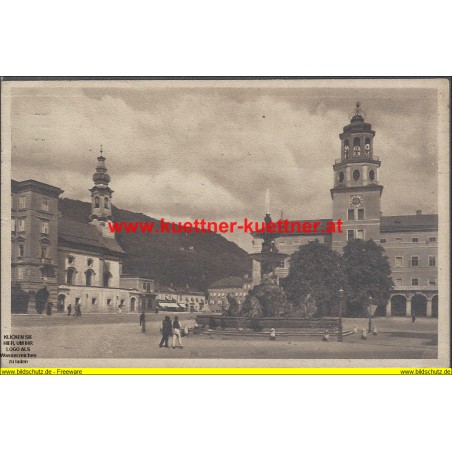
left=365, top=137, right=371, bottom=156
left=95, top=197, right=100, bottom=208
left=353, top=137, right=361, bottom=157
left=353, top=170, right=360, bottom=181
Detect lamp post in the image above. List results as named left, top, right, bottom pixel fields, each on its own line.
left=338, top=288, right=344, bottom=342
left=368, top=295, right=373, bottom=333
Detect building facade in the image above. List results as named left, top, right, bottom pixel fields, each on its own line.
left=120, top=276, right=156, bottom=312
left=155, top=286, right=207, bottom=312
left=12, top=152, right=146, bottom=314
left=11, top=180, right=63, bottom=305
left=207, top=275, right=252, bottom=313
left=251, top=104, right=438, bottom=317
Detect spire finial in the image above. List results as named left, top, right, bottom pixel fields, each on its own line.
left=100, top=144, right=103, bottom=155
left=351, top=101, right=365, bottom=121
left=265, top=189, right=270, bottom=215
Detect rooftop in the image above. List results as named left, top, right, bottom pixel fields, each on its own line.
left=209, top=276, right=251, bottom=289
left=380, top=214, right=438, bottom=233
left=12, top=179, right=64, bottom=197
left=59, top=218, right=125, bottom=255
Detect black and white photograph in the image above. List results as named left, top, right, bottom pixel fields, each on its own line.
left=1, top=78, right=450, bottom=370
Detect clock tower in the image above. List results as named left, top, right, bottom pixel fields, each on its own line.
left=331, top=103, right=383, bottom=253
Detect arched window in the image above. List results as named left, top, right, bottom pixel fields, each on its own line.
left=339, top=172, right=345, bottom=183
left=87, top=258, right=94, bottom=267
left=103, top=272, right=111, bottom=288
left=369, top=170, right=375, bottom=181
left=104, top=197, right=109, bottom=208
left=344, top=139, right=350, bottom=157
left=353, top=137, right=361, bottom=156
left=67, top=268, right=75, bottom=285
left=353, top=170, right=360, bottom=181
left=85, top=269, right=94, bottom=287
left=364, top=137, right=371, bottom=156
left=95, top=197, right=100, bottom=208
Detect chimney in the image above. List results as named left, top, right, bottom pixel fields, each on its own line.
left=416, top=210, right=422, bottom=215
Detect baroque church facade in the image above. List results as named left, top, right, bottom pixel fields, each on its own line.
left=11, top=152, right=143, bottom=314
left=251, top=104, right=439, bottom=317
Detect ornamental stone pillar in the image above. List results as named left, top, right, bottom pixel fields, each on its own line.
left=406, top=299, right=412, bottom=317
left=426, top=297, right=432, bottom=317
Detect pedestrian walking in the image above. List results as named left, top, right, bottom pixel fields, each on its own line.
left=411, top=311, right=416, bottom=323
left=172, top=316, right=183, bottom=349
left=67, top=304, right=72, bottom=316
left=159, top=316, right=172, bottom=348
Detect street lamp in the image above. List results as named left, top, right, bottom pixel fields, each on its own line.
left=338, top=288, right=344, bottom=342
left=368, top=295, right=373, bottom=333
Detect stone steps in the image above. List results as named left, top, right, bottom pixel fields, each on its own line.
left=202, top=330, right=354, bottom=337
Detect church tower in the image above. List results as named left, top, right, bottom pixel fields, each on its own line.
left=89, top=147, right=115, bottom=238
left=331, top=103, right=383, bottom=253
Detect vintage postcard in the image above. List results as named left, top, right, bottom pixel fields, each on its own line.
left=1, top=78, right=450, bottom=374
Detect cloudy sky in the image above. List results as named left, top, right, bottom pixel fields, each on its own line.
left=8, top=80, right=440, bottom=251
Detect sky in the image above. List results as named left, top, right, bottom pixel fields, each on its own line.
left=9, top=80, right=439, bottom=252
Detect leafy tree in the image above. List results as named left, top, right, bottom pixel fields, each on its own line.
left=342, top=239, right=394, bottom=316
left=283, top=240, right=347, bottom=317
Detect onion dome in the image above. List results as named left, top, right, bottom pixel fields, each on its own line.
left=92, top=149, right=111, bottom=185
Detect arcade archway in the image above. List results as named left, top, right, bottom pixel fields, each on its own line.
left=391, top=295, right=406, bottom=316
left=411, top=294, right=427, bottom=317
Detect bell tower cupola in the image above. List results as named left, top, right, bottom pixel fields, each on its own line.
left=331, top=103, right=383, bottom=253
left=334, top=102, right=381, bottom=188
left=89, top=146, right=115, bottom=238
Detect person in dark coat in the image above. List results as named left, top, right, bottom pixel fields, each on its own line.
left=67, top=304, right=72, bottom=316
left=159, top=316, right=172, bottom=348
left=411, top=310, right=416, bottom=323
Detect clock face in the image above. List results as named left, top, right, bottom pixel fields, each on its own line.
left=350, top=195, right=363, bottom=208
